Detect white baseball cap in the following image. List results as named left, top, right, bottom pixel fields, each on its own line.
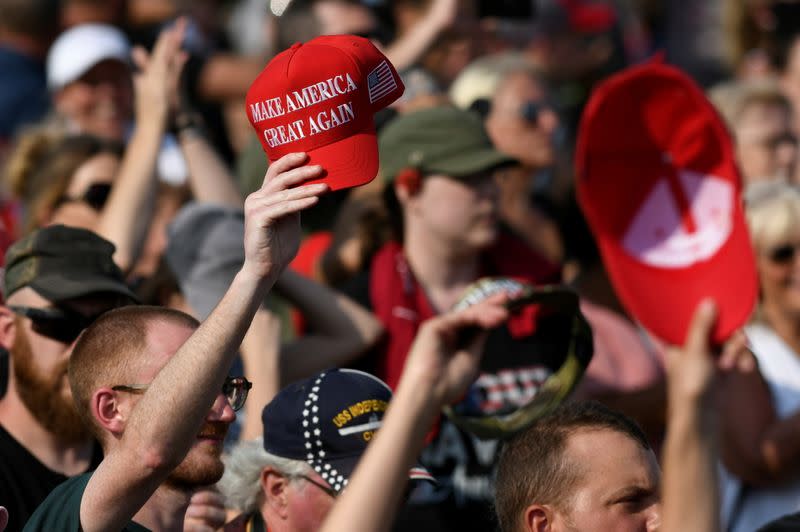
left=47, top=24, right=131, bottom=90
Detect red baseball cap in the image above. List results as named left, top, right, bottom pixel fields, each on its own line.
left=576, top=61, right=758, bottom=346
left=246, top=35, right=404, bottom=191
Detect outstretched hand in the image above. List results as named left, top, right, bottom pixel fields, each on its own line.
left=402, top=293, right=510, bottom=406
left=666, top=299, right=756, bottom=409
left=131, top=18, right=189, bottom=125
left=241, top=152, right=328, bottom=283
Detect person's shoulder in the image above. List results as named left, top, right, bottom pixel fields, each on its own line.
left=22, top=473, right=92, bottom=532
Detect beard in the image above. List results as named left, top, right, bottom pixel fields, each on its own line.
left=12, top=324, right=91, bottom=444
left=164, top=421, right=229, bottom=490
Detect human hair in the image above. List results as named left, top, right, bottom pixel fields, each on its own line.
left=708, top=79, right=791, bottom=132
left=4, top=130, right=124, bottom=234
left=494, top=401, right=651, bottom=532
left=218, top=438, right=314, bottom=513
left=744, top=181, right=800, bottom=253
left=68, top=305, right=199, bottom=444
left=0, top=0, right=60, bottom=39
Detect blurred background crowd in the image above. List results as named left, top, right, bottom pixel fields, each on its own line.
left=4, top=0, right=800, bottom=531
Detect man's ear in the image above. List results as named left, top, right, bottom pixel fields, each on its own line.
left=92, top=388, right=127, bottom=439
left=261, top=467, right=290, bottom=519
left=524, top=504, right=557, bottom=532
left=0, top=306, right=17, bottom=351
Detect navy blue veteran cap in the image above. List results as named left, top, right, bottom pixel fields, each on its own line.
left=262, top=368, right=434, bottom=493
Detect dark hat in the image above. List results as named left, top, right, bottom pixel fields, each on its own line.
left=3, top=225, right=137, bottom=303
left=262, top=368, right=434, bottom=493
left=165, top=203, right=245, bottom=321
left=378, top=106, right=516, bottom=183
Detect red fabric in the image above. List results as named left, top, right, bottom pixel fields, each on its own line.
left=576, top=60, right=757, bottom=345
left=289, top=231, right=334, bottom=334
left=559, top=0, right=617, bottom=34
left=368, top=234, right=560, bottom=391
left=290, top=231, right=333, bottom=278
left=245, top=35, right=404, bottom=191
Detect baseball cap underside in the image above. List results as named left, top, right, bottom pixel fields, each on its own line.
left=596, top=213, right=757, bottom=345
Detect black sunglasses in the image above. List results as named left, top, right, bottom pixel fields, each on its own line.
left=9, top=305, right=101, bottom=344
left=767, top=243, right=800, bottom=264
left=57, top=183, right=112, bottom=212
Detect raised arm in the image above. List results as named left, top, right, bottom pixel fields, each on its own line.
left=383, top=0, right=458, bottom=73
left=237, top=271, right=383, bottom=441
left=662, top=302, right=758, bottom=532
left=176, top=113, right=244, bottom=208
left=94, top=20, right=187, bottom=271
left=274, top=269, right=383, bottom=382
left=239, top=307, right=283, bottom=441
left=320, top=294, right=510, bottom=532
left=79, top=153, right=328, bottom=532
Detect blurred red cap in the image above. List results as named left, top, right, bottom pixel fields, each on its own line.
left=576, top=60, right=758, bottom=345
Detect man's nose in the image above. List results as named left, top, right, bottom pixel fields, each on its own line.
left=208, top=392, right=236, bottom=422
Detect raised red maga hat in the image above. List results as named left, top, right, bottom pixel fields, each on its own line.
left=246, top=35, right=404, bottom=191
left=576, top=60, right=758, bottom=345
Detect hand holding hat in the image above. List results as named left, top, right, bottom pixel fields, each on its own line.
left=246, top=35, right=405, bottom=191
left=400, top=292, right=512, bottom=407
left=241, top=152, right=328, bottom=283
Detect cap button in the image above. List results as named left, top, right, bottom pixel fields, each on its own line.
left=291, top=42, right=302, bottom=50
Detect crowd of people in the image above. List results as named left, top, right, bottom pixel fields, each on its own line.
left=1, top=0, right=800, bottom=531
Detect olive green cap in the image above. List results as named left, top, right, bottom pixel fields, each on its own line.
left=3, top=225, right=138, bottom=303
left=378, top=105, right=516, bottom=183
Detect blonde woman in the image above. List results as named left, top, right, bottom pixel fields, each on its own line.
left=718, top=181, right=800, bottom=531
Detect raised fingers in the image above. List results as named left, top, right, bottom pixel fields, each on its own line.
left=261, top=152, right=319, bottom=188
left=718, top=330, right=755, bottom=373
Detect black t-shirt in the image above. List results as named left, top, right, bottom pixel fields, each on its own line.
left=0, top=424, right=103, bottom=531
left=23, top=473, right=149, bottom=532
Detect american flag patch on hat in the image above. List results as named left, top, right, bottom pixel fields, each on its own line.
left=367, top=60, right=397, bottom=103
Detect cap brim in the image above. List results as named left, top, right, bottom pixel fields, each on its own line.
left=30, top=274, right=138, bottom=304
left=595, top=207, right=757, bottom=345
left=322, top=455, right=436, bottom=494
left=427, top=148, right=516, bottom=178
left=305, top=128, right=379, bottom=191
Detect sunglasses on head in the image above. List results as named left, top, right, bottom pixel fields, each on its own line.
left=9, top=305, right=102, bottom=344
left=57, top=183, right=112, bottom=212
left=112, top=376, right=253, bottom=412
left=767, top=243, right=800, bottom=264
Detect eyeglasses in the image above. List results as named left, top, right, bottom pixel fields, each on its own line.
left=9, top=305, right=101, bottom=344
left=766, top=243, right=800, bottom=264
left=112, top=376, right=253, bottom=411
left=297, top=474, right=338, bottom=498
left=57, top=183, right=112, bottom=212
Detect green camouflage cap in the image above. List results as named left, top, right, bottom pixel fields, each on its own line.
left=378, top=105, right=516, bottom=183
left=3, top=225, right=138, bottom=303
